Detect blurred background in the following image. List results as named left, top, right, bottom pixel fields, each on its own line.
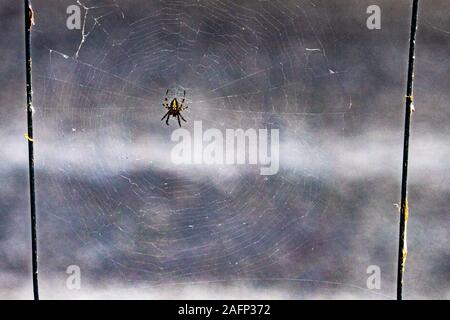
left=0, top=0, right=448, bottom=299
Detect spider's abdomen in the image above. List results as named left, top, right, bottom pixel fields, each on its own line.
left=170, top=99, right=179, bottom=110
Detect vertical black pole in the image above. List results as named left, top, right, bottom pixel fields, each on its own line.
left=24, top=0, right=39, bottom=301
left=397, top=0, right=420, bottom=301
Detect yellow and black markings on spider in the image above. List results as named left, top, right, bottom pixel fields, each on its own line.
left=161, top=89, right=188, bottom=127
left=24, top=134, right=34, bottom=142
left=27, top=3, right=35, bottom=30
left=406, top=95, right=415, bottom=112
left=399, top=198, right=409, bottom=276
left=394, top=197, right=409, bottom=277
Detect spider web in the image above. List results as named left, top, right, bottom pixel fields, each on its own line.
left=31, top=0, right=389, bottom=298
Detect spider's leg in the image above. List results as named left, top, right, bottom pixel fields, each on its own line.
left=177, top=114, right=182, bottom=127
left=164, top=89, right=169, bottom=104
left=179, top=90, right=186, bottom=109
left=166, top=114, right=170, bottom=125
left=161, top=111, right=169, bottom=121
left=179, top=113, right=187, bottom=122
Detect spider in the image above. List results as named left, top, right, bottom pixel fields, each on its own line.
left=161, top=89, right=188, bottom=127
